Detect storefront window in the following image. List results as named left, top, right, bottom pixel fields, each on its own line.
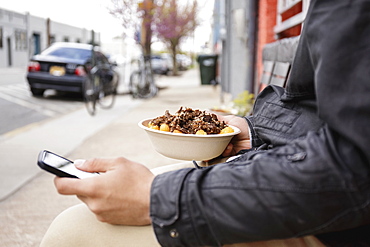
left=15, top=29, right=27, bottom=50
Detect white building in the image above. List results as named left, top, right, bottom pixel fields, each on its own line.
left=0, top=7, right=100, bottom=68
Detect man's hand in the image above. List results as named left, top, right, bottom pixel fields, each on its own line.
left=218, top=115, right=251, bottom=157
left=54, top=157, right=154, bottom=226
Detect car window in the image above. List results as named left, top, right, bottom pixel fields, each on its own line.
left=43, top=47, right=91, bottom=60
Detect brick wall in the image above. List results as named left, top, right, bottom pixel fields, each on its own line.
left=255, top=0, right=303, bottom=93
left=279, top=1, right=303, bottom=39
left=255, top=0, right=278, bottom=93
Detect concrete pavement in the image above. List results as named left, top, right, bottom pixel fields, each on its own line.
left=0, top=95, right=142, bottom=201
left=0, top=68, right=223, bottom=246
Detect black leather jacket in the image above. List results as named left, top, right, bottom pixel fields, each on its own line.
left=150, top=1, right=370, bottom=246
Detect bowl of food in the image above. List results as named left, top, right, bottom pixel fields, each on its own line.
left=138, top=107, right=241, bottom=161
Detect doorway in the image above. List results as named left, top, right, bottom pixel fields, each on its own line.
left=33, top=33, right=41, bottom=55
left=7, top=37, right=12, bottom=67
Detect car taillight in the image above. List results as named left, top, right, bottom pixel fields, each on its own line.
left=75, top=66, right=87, bottom=76
left=28, top=61, right=40, bottom=72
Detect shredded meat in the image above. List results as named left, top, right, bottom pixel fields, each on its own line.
left=149, top=107, right=228, bottom=134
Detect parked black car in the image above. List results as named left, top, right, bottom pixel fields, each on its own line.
left=26, top=42, right=119, bottom=97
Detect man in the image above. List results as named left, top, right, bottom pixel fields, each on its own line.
left=41, top=0, right=370, bottom=246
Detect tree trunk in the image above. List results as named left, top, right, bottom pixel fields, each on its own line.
left=141, top=0, right=154, bottom=57
left=170, top=41, right=178, bottom=76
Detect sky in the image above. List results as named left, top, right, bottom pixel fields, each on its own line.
left=0, top=0, right=215, bottom=51
left=0, top=0, right=124, bottom=42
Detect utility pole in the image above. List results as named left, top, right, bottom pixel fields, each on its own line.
left=47, top=18, right=51, bottom=46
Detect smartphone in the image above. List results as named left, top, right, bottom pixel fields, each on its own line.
left=37, top=150, right=99, bottom=179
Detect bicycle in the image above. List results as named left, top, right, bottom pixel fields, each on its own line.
left=129, top=55, right=158, bottom=99
left=84, top=65, right=119, bottom=116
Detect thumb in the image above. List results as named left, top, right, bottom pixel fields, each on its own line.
left=222, top=143, right=234, bottom=157
left=74, top=158, right=112, bottom=173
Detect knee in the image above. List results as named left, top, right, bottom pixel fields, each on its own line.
left=40, top=204, right=95, bottom=247
left=40, top=204, right=160, bottom=247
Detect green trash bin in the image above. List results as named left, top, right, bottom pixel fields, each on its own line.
left=197, top=54, right=218, bottom=85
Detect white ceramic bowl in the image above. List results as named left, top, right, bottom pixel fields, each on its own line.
left=139, top=118, right=241, bottom=161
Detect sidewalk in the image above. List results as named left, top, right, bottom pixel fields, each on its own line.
left=0, top=68, right=222, bottom=247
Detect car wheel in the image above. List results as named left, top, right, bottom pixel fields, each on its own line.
left=31, top=88, right=45, bottom=97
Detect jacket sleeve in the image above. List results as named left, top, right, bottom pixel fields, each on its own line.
left=150, top=1, right=370, bottom=246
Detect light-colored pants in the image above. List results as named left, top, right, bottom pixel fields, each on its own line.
left=40, top=161, right=324, bottom=247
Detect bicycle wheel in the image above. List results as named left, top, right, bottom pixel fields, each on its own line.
left=137, top=70, right=157, bottom=99
left=136, top=75, right=151, bottom=98
left=99, top=81, right=117, bottom=109
left=83, top=78, right=97, bottom=116
left=129, top=71, right=142, bottom=99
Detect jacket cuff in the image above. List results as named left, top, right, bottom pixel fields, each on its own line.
left=244, top=116, right=264, bottom=148
left=150, top=168, right=218, bottom=246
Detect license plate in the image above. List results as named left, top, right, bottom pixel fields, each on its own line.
left=50, top=66, right=66, bottom=76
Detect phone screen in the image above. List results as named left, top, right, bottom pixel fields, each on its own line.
left=39, top=150, right=99, bottom=179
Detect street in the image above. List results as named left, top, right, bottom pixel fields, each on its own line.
left=0, top=67, right=83, bottom=135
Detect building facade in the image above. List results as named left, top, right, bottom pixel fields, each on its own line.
left=255, top=0, right=310, bottom=89
left=213, top=0, right=258, bottom=101
left=0, top=7, right=100, bottom=68
left=213, top=0, right=310, bottom=100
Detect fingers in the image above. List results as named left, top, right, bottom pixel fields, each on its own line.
left=53, top=157, right=155, bottom=226
left=54, top=176, right=86, bottom=195
left=54, top=157, right=132, bottom=196
left=53, top=158, right=111, bottom=196
left=74, top=158, right=120, bottom=173
left=216, top=114, right=229, bottom=123
left=219, top=114, right=235, bottom=121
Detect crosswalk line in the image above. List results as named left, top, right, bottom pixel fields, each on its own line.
left=0, top=84, right=83, bottom=116
left=0, top=91, right=56, bottom=116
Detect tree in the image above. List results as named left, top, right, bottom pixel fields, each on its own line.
left=109, top=0, right=154, bottom=56
left=154, top=0, right=198, bottom=75
left=110, top=0, right=199, bottom=75
left=138, top=0, right=155, bottom=56
left=109, top=0, right=141, bottom=37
